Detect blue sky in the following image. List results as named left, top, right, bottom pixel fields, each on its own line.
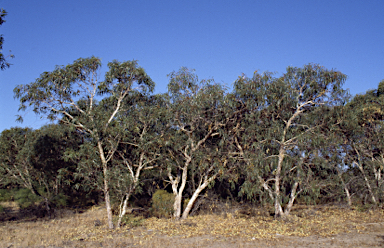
left=1, top=0, right=383, bottom=131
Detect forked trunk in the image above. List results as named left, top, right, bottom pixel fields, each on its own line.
left=171, top=162, right=189, bottom=219
left=284, top=181, right=299, bottom=216
left=117, top=190, right=133, bottom=228
left=181, top=174, right=217, bottom=219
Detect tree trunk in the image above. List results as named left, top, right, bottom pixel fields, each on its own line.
left=173, top=192, right=183, bottom=219
left=284, top=181, right=299, bottom=216
left=181, top=174, right=217, bottom=219
left=103, top=175, right=114, bottom=229
left=274, top=147, right=285, bottom=218
left=117, top=190, right=133, bottom=228
left=338, top=171, right=352, bottom=207
left=171, top=160, right=190, bottom=219
left=356, top=161, right=377, bottom=204
left=98, top=141, right=114, bottom=229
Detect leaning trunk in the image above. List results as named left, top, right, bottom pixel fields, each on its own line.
left=284, top=180, right=299, bottom=216
left=117, top=190, right=133, bottom=228
left=356, top=161, right=377, bottom=204
left=181, top=174, right=217, bottom=219
left=338, top=170, right=352, bottom=207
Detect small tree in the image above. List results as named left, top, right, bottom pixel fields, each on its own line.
left=336, top=81, right=384, bottom=205
left=111, top=94, right=166, bottom=227
left=164, top=68, right=236, bottom=219
left=14, top=57, right=154, bottom=228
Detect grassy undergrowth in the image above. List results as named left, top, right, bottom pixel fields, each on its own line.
left=0, top=204, right=383, bottom=247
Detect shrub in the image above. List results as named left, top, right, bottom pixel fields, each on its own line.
left=0, top=189, right=13, bottom=202
left=119, top=214, right=144, bottom=228
left=14, top=188, right=40, bottom=209
left=151, top=189, right=174, bottom=218
left=52, top=193, right=68, bottom=208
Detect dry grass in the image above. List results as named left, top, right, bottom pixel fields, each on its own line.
left=0, top=204, right=383, bottom=247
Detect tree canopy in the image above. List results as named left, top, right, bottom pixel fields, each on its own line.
left=3, top=59, right=384, bottom=228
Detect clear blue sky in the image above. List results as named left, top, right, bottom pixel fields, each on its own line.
left=1, top=0, right=383, bottom=131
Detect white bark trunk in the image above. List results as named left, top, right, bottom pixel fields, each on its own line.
left=355, top=161, right=377, bottom=204
left=117, top=191, right=132, bottom=228
left=274, top=146, right=285, bottom=218
left=338, top=171, right=352, bottom=207
left=98, top=141, right=114, bottom=229
left=181, top=173, right=217, bottom=219
left=284, top=181, right=299, bottom=216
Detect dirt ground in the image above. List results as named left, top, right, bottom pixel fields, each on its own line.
left=1, top=203, right=384, bottom=247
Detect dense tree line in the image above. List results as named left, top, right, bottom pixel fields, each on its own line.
left=1, top=57, right=384, bottom=228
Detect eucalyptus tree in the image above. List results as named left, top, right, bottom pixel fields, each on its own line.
left=0, top=125, right=78, bottom=215
left=164, top=68, right=237, bottom=219
left=338, top=81, right=384, bottom=205
left=14, top=57, right=154, bottom=228
left=110, top=93, right=166, bottom=227
left=0, top=127, right=35, bottom=192
left=235, top=64, right=347, bottom=217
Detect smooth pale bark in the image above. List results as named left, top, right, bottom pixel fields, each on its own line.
left=168, top=127, right=216, bottom=219
left=170, top=164, right=189, bottom=219
left=337, top=169, right=352, bottom=207
left=354, top=147, right=377, bottom=204
left=98, top=141, right=114, bottom=229
left=355, top=161, right=377, bottom=204
left=284, top=181, right=299, bottom=216
left=181, top=178, right=215, bottom=219
left=181, top=164, right=220, bottom=219
left=274, top=146, right=285, bottom=217
left=117, top=191, right=133, bottom=227
left=116, top=152, right=156, bottom=227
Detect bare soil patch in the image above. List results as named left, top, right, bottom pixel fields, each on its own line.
left=0, top=204, right=383, bottom=247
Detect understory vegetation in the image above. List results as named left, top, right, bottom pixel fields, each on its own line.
left=1, top=57, right=384, bottom=230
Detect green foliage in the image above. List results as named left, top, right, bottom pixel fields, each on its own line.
left=0, top=8, right=14, bottom=70
left=151, top=189, right=174, bottom=218
left=8, top=60, right=384, bottom=221
left=0, top=189, right=13, bottom=202
left=14, top=188, right=40, bottom=209
left=118, top=214, right=144, bottom=228
left=52, top=193, right=68, bottom=208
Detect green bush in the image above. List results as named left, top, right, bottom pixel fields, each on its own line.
left=0, top=189, right=13, bottom=202
left=14, top=188, right=40, bottom=209
left=119, top=214, right=144, bottom=228
left=52, top=193, right=68, bottom=208
left=151, top=189, right=174, bottom=218
left=0, top=204, right=4, bottom=213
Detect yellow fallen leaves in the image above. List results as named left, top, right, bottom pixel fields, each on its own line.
left=142, top=206, right=384, bottom=240
left=1, top=205, right=383, bottom=247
